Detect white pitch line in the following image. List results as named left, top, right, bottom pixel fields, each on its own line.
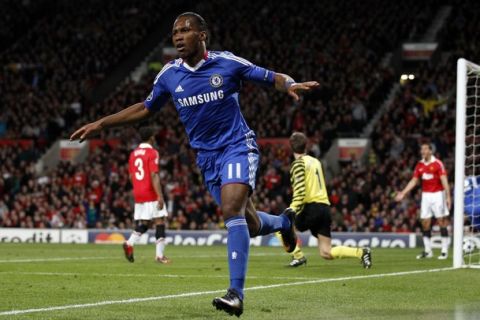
left=0, top=267, right=455, bottom=316
left=0, top=271, right=313, bottom=281
left=0, top=257, right=111, bottom=263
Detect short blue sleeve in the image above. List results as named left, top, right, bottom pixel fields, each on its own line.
left=223, top=52, right=275, bottom=86
left=144, top=67, right=171, bottom=112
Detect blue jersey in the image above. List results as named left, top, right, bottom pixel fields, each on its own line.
left=465, top=176, right=480, bottom=227
left=144, top=51, right=275, bottom=151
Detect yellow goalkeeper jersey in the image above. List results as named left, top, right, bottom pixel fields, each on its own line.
left=289, top=154, right=330, bottom=214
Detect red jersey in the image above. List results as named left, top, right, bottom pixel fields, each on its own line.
left=128, top=143, right=160, bottom=203
left=413, top=156, right=446, bottom=193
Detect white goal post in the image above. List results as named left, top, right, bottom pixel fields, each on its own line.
left=453, top=58, right=480, bottom=268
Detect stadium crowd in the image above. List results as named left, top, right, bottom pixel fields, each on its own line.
left=0, top=0, right=471, bottom=232
left=0, top=0, right=176, bottom=143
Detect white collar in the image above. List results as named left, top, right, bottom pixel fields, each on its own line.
left=421, top=155, right=436, bottom=165
left=139, top=143, right=153, bottom=149
left=183, top=58, right=206, bottom=72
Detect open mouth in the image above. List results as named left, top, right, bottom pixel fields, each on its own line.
left=176, top=44, right=185, bottom=53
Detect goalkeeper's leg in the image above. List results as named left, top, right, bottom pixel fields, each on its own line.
left=318, top=234, right=372, bottom=269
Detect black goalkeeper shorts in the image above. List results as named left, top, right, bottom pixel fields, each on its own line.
left=295, top=202, right=332, bottom=238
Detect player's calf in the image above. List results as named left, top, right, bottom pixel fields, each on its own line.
left=419, top=227, right=433, bottom=259
left=154, top=222, right=171, bottom=263
left=438, top=225, right=449, bottom=259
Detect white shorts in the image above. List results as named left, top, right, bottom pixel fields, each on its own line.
left=420, top=191, right=449, bottom=219
left=134, top=201, right=168, bottom=220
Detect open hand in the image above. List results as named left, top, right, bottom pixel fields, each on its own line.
left=70, top=121, right=103, bottom=142
left=288, top=81, right=319, bottom=101
left=394, top=191, right=405, bottom=202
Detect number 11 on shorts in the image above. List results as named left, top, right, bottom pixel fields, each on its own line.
left=228, top=163, right=241, bottom=179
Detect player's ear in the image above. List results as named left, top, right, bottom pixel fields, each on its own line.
left=199, top=31, right=207, bottom=42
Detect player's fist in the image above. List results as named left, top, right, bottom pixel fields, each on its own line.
left=288, top=81, right=319, bottom=101
left=394, top=191, right=405, bottom=202
left=70, top=121, right=103, bottom=142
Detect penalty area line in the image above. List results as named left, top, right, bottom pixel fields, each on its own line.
left=0, top=267, right=455, bottom=316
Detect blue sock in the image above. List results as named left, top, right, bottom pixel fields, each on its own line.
left=225, top=216, right=249, bottom=300
left=256, top=211, right=290, bottom=235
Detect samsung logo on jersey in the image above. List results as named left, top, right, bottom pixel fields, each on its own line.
left=177, top=90, right=224, bottom=107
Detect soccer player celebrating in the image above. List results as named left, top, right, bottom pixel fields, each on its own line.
left=285, top=132, right=372, bottom=268
left=395, top=143, right=452, bottom=259
left=123, top=127, right=170, bottom=264
left=70, top=12, right=318, bottom=316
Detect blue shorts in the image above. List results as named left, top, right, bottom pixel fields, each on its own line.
left=196, top=140, right=260, bottom=205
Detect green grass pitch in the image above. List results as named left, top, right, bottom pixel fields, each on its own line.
left=0, top=244, right=479, bottom=319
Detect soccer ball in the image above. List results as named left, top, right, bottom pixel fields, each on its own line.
left=463, top=239, right=476, bottom=254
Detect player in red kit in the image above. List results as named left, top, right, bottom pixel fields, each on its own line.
left=123, top=127, right=171, bottom=264
left=395, top=143, right=451, bottom=259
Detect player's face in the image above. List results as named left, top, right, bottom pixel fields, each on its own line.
left=420, top=145, right=432, bottom=160
left=172, top=17, right=203, bottom=59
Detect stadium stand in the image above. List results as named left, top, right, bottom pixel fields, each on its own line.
left=0, top=0, right=51, bottom=52
left=0, top=0, right=176, bottom=144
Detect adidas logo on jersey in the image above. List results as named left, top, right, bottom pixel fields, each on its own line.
left=175, top=85, right=184, bottom=92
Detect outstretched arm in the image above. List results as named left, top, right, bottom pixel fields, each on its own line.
left=274, top=73, right=319, bottom=101
left=70, top=102, right=153, bottom=142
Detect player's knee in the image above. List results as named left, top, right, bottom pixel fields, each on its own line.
left=135, top=223, right=149, bottom=234
left=221, top=202, right=243, bottom=219
left=154, top=217, right=165, bottom=225
left=155, top=224, right=166, bottom=239
left=422, top=221, right=431, bottom=230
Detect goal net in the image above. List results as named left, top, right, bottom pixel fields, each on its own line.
left=454, top=58, right=480, bottom=268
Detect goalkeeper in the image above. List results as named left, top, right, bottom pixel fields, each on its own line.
left=279, top=132, right=372, bottom=268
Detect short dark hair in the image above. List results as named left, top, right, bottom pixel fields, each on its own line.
left=139, top=126, right=156, bottom=142
left=421, top=142, right=433, bottom=150
left=176, top=12, right=209, bottom=43
left=290, top=132, right=307, bottom=154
